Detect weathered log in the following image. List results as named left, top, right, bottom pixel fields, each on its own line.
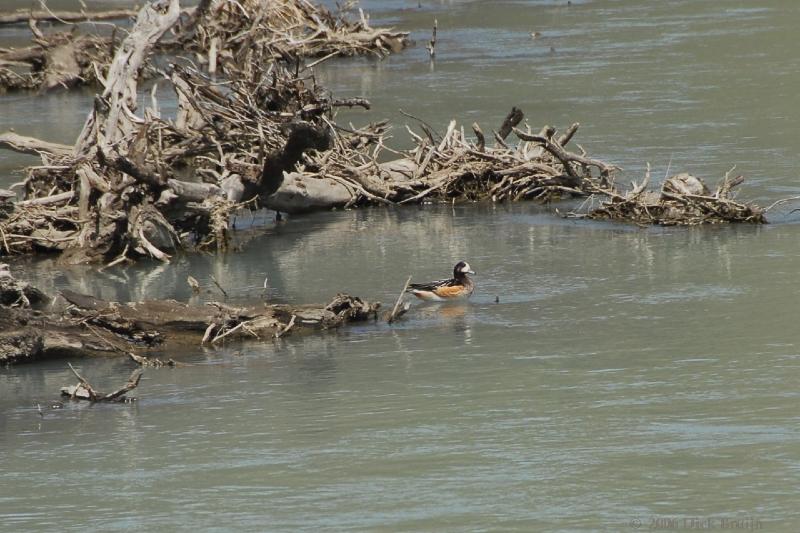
left=130, top=204, right=180, bottom=261
left=0, top=327, right=44, bottom=365
left=662, top=173, right=708, bottom=197
left=0, top=308, right=113, bottom=364
left=0, top=9, right=137, bottom=26
left=378, top=159, right=418, bottom=181
left=264, top=172, right=354, bottom=213
left=17, top=191, right=74, bottom=206
left=0, top=268, right=380, bottom=365
left=0, top=44, right=45, bottom=64
left=167, top=179, right=224, bottom=203
left=0, top=132, right=72, bottom=157
left=76, top=0, right=181, bottom=154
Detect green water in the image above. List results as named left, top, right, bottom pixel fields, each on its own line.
left=2, top=1, right=800, bottom=531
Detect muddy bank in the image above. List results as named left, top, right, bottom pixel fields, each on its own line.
left=0, top=266, right=380, bottom=366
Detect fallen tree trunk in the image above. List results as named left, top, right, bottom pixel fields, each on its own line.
left=0, top=9, right=137, bottom=26
left=264, top=171, right=354, bottom=212
left=0, top=132, right=72, bottom=157
left=0, top=269, right=380, bottom=365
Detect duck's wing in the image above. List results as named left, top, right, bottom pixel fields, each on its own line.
left=407, top=277, right=457, bottom=292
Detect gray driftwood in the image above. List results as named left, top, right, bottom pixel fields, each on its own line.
left=0, top=270, right=379, bottom=365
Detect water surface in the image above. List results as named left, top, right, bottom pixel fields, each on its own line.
left=2, top=1, right=800, bottom=531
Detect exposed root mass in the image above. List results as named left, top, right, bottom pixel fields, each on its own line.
left=0, top=1, right=770, bottom=266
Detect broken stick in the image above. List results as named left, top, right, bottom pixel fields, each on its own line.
left=426, top=19, right=438, bottom=59
left=61, top=366, right=143, bottom=402
left=387, top=276, right=412, bottom=324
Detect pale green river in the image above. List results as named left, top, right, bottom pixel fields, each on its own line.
left=1, top=1, right=800, bottom=531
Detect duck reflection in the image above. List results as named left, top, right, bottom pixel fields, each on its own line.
left=414, top=302, right=473, bottom=344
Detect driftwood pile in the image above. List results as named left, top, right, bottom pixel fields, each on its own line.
left=286, top=112, right=618, bottom=209
left=0, top=0, right=409, bottom=93
left=0, top=0, right=617, bottom=265
left=184, top=0, right=409, bottom=69
left=569, top=167, right=767, bottom=226
left=0, top=22, right=120, bottom=92
left=0, top=0, right=399, bottom=263
left=0, top=267, right=379, bottom=366
left=0, top=0, right=770, bottom=267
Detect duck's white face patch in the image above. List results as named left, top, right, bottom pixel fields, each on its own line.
left=460, top=262, right=472, bottom=273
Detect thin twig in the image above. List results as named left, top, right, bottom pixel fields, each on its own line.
left=387, top=275, right=412, bottom=324
left=210, top=274, right=228, bottom=298
left=274, top=314, right=296, bottom=338
left=67, top=363, right=97, bottom=402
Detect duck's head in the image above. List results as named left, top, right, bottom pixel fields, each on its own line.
left=454, top=261, right=475, bottom=277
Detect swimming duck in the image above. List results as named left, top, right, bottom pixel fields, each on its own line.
left=408, top=261, right=475, bottom=301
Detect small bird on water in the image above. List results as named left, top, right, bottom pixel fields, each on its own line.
left=407, top=261, right=475, bottom=301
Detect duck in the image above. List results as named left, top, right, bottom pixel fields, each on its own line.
left=408, top=261, right=475, bottom=301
